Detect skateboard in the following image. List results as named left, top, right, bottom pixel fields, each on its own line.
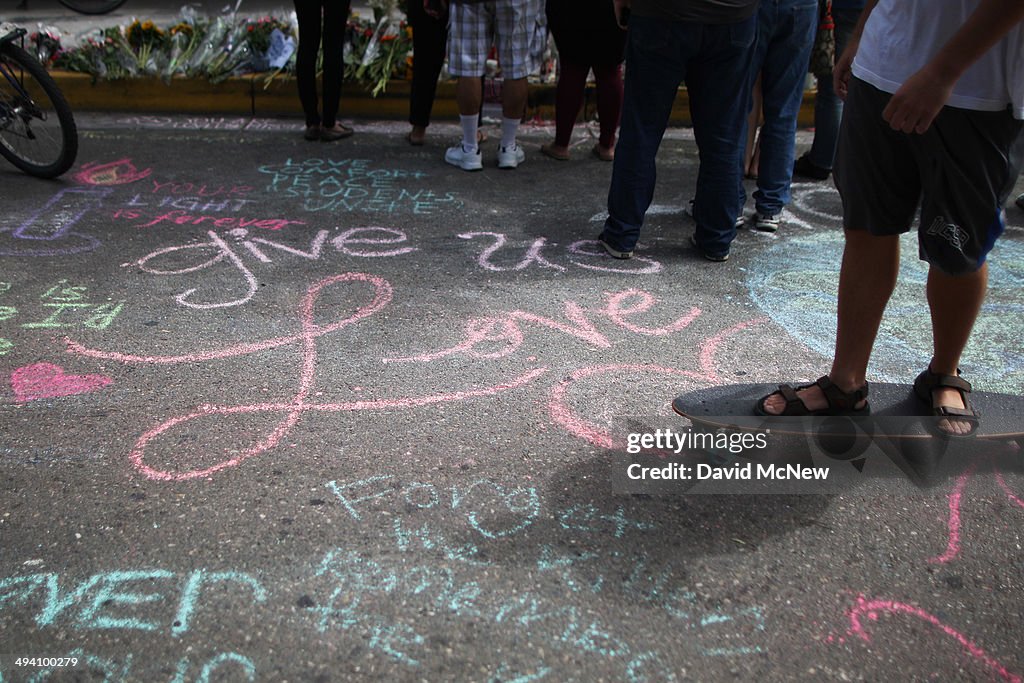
left=669, top=382, right=1024, bottom=487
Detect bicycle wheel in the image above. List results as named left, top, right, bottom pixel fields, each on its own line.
left=0, top=42, right=78, bottom=178
left=57, top=0, right=127, bottom=14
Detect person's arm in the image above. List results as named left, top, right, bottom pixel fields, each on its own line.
left=614, top=0, right=632, bottom=29
left=832, top=0, right=878, bottom=102
left=884, top=0, right=1024, bottom=133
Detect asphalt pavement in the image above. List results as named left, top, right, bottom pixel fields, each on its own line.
left=1, top=99, right=1023, bottom=683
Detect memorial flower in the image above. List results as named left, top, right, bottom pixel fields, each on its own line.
left=125, top=19, right=168, bottom=74
left=43, top=7, right=416, bottom=90
left=30, top=29, right=63, bottom=67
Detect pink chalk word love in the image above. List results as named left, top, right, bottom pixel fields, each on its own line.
left=11, top=363, right=113, bottom=403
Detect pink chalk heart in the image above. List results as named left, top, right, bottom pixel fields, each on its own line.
left=11, top=363, right=113, bottom=403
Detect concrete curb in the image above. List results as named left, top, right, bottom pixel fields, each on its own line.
left=51, top=71, right=817, bottom=125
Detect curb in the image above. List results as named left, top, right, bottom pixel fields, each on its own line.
left=51, top=71, right=817, bottom=126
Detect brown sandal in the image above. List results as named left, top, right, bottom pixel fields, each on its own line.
left=755, top=376, right=869, bottom=417
left=913, top=366, right=980, bottom=438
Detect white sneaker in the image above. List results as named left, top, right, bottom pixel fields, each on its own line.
left=497, top=144, right=525, bottom=169
left=445, top=144, right=483, bottom=171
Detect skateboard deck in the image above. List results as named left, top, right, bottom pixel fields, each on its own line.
left=672, top=382, right=1024, bottom=442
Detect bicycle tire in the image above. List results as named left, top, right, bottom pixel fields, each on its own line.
left=0, top=42, right=78, bottom=178
left=57, top=0, right=127, bottom=14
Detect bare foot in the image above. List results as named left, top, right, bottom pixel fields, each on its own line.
left=592, top=143, right=615, bottom=162
left=540, top=142, right=570, bottom=161
left=406, top=125, right=426, bottom=146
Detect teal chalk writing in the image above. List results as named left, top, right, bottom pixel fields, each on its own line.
left=326, top=475, right=394, bottom=520
left=453, top=479, right=540, bottom=539
left=489, top=663, right=552, bottom=683
left=196, top=652, right=257, bottom=683
left=368, top=623, right=425, bottom=667
left=625, top=651, right=678, bottom=683
left=35, top=573, right=105, bottom=626
left=173, top=570, right=268, bottom=637
left=328, top=476, right=539, bottom=545
left=0, top=568, right=266, bottom=635
left=558, top=504, right=655, bottom=538
left=78, top=569, right=174, bottom=630
left=392, top=518, right=487, bottom=565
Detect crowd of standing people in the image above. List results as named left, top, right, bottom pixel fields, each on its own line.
left=290, top=0, right=1023, bottom=436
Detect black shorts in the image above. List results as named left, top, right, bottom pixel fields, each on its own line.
left=835, top=77, right=1024, bottom=275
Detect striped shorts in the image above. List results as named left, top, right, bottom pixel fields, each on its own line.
left=448, top=0, right=545, bottom=80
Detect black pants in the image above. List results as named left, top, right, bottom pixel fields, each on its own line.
left=294, top=0, right=352, bottom=128
left=406, top=0, right=448, bottom=128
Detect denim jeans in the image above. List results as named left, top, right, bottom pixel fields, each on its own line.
left=742, top=0, right=818, bottom=217
left=601, top=13, right=756, bottom=257
left=806, top=7, right=863, bottom=170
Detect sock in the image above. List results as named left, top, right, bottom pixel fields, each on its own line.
left=460, top=115, right=479, bottom=153
left=501, top=117, right=519, bottom=149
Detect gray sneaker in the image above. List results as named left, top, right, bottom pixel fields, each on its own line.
left=598, top=237, right=633, bottom=259
left=754, top=212, right=781, bottom=232
left=445, top=144, right=483, bottom=171
left=689, top=235, right=729, bottom=262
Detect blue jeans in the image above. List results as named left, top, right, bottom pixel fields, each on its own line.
left=806, top=7, right=862, bottom=170
left=601, top=13, right=756, bottom=257
left=742, top=0, right=817, bottom=217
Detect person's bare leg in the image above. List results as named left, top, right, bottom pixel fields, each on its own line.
left=501, top=77, right=528, bottom=120
left=924, top=263, right=988, bottom=435
left=762, top=230, right=900, bottom=413
left=457, top=76, right=483, bottom=116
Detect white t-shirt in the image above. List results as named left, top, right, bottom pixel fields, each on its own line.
left=852, top=0, right=1024, bottom=118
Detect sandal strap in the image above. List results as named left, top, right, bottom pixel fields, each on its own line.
left=815, top=376, right=868, bottom=410
left=778, top=384, right=810, bottom=415
left=916, top=366, right=972, bottom=394
left=931, top=373, right=972, bottom=393
left=934, top=405, right=980, bottom=422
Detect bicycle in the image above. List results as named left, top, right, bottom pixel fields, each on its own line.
left=14, top=0, right=127, bottom=15
left=0, top=26, right=78, bottom=178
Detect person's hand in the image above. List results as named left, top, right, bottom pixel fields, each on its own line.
left=614, top=0, right=631, bottom=29
left=832, top=44, right=855, bottom=101
left=881, top=65, right=955, bottom=134
left=424, top=0, right=447, bottom=19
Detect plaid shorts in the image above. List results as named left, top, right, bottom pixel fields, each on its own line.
left=448, top=0, right=545, bottom=80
